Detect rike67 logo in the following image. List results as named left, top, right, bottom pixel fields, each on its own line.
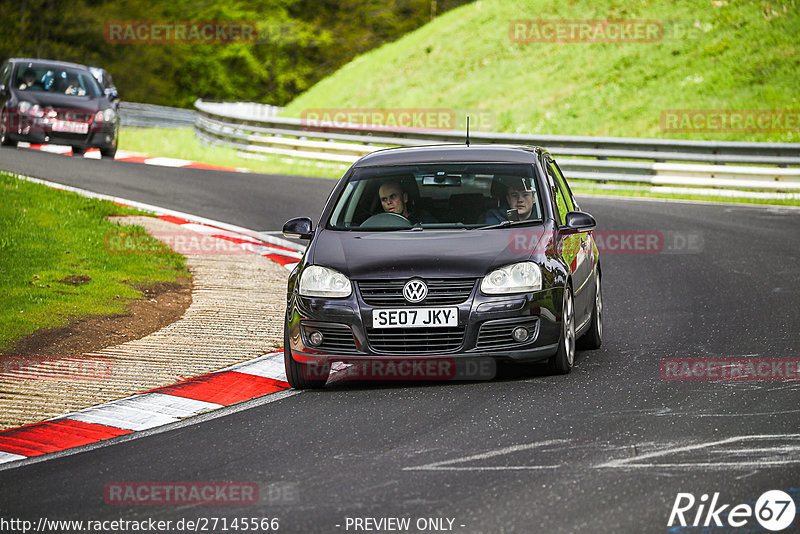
left=668, top=490, right=796, bottom=531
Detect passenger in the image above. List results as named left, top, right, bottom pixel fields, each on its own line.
left=18, top=68, right=38, bottom=91
left=378, top=181, right=436, bottom=224
left=485, top=180, right=539, bottom=224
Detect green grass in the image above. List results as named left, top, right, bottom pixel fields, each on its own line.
left=0, top=172, right=190, bottom=353
left=282, top=0, right=799, bottom=142
left=119, top=127, right=347, bottom=179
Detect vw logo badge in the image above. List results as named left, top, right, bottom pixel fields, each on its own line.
left=403, top=279, right=428, bottom=303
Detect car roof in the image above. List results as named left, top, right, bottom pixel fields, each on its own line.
left=352, top=144, right=548, bottom=167
left=7, top=58, right=92, bottom=71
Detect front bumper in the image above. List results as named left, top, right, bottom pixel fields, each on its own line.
left=8, top=116, right=118, bottom=149
left=286, top=283, right=563, bottom=365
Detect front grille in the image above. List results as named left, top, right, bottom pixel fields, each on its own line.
left=476, top=318, right=539, bottom=350
left=367, top=327, right=465, bottom=354
left=301, top=322, right=358, bottom=352
left=358, top=278, right=476, bottom=306
left=56, top=110, right=93, bottom=122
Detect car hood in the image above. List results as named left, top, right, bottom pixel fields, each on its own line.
left=13, top=90, right=108, bottom=112
left=310, top=227, right=548, bottom=279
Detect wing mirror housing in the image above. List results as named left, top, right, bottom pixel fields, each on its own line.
left=562, top=211, right=596, bottom=234
left=283, top=217, right=314, bottom=240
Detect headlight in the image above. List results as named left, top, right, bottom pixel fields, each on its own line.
left=480, top=261, right=542, bottom=294
left=18, top=102, right=44, bottom=118
left=299, top=265, right=352, bottom=298
left=95, top=109, right=115, bottom=123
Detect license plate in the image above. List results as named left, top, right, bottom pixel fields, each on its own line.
left=372, top=307, right=458, bottom=328
left=51, top=120, right=88, bottom=134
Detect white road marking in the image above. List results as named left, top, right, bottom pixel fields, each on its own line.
left=222, top=352, right=287, bottom=382
left=403, top=440, right=570, bottom=471
left=0, top=452, right=28, bottom=465
left=595, top=434, right=800, bottom=469
left=142, top=157, right=193, bottom=167
left=64, top=393, right=223, bottom=431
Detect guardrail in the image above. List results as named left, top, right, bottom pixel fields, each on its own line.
left=120, top=102, right=196, bottom=128
left=194, top=99, right=800, bottom=193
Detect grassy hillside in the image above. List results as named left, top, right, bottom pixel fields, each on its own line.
left=283, top=0, right=799, bottom=142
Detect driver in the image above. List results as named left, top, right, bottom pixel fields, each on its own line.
left=378, top=181, right=436, bottom=224
left=64, top=72, right=86, bottom=96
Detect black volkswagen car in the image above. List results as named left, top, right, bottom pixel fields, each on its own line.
left=0, top=58, right=119, bottom=157
left=282, top=145, right=602, bottom=388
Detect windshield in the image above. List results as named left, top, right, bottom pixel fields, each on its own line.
left=327, top=163, right=542, bottom=231
left=14, top=64, right=103, bottom=97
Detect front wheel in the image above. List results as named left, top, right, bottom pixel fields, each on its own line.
left=100, top=145, right=117, bottom=159
left=0, top=114, right=16, bottom=146
left=548, top=286, right=575, bottom=375
left=578, top=271, right=602, bottom=350
left=284, top=328, right=330, bottom=389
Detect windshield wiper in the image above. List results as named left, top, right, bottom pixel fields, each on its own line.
left=475, top=218, right=542, bottom=230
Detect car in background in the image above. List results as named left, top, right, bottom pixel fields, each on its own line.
left=282, top=144, right=602, bottom=388
left=88, top=66, right=120, bottom=109
left=0, top=58, right=119, bottom=158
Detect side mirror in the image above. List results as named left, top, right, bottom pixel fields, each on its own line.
left=283, top=217, right=314, bottom=240
left=0, top=83, right=6, bottom=96
left=562, top=211, right=596, bottom=233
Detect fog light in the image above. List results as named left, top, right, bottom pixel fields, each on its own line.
left=512, top=327, right=529, bottom=343
left=308, top=330, right=324, bottom=346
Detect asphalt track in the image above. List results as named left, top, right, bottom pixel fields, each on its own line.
left=1, top=147, right=799, bottom=533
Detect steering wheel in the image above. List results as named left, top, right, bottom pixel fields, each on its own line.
left=359, top=212, right=412, bottom=229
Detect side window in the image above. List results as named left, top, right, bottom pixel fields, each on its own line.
left=0, top=63, right=10, bottom=86
left=549, top=160, right=576, bottom=212
left=544, top=158, right=570, bottom=225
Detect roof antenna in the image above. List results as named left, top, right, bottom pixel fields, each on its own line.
left=466, top=115, right=470, bottom=147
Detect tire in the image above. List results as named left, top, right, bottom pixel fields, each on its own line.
left=100, top=145, right=117, bottom=159
left=284, top=327, right=329, bottom=389
left=548, top=285, right=575, bottom=375
left=72, top=146, right=86, bottom=156
left=577, top=271, right=602, bottom=350
left=0, top=114, right=16, bottom=147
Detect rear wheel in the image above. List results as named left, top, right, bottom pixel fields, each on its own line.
left=548, top=286, right=575, bottom=375
left=578, top=271, right=602, bottom=350
left=284, top=327, right=329, bottom=389
left=71, top=146, right=86, bottom=156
